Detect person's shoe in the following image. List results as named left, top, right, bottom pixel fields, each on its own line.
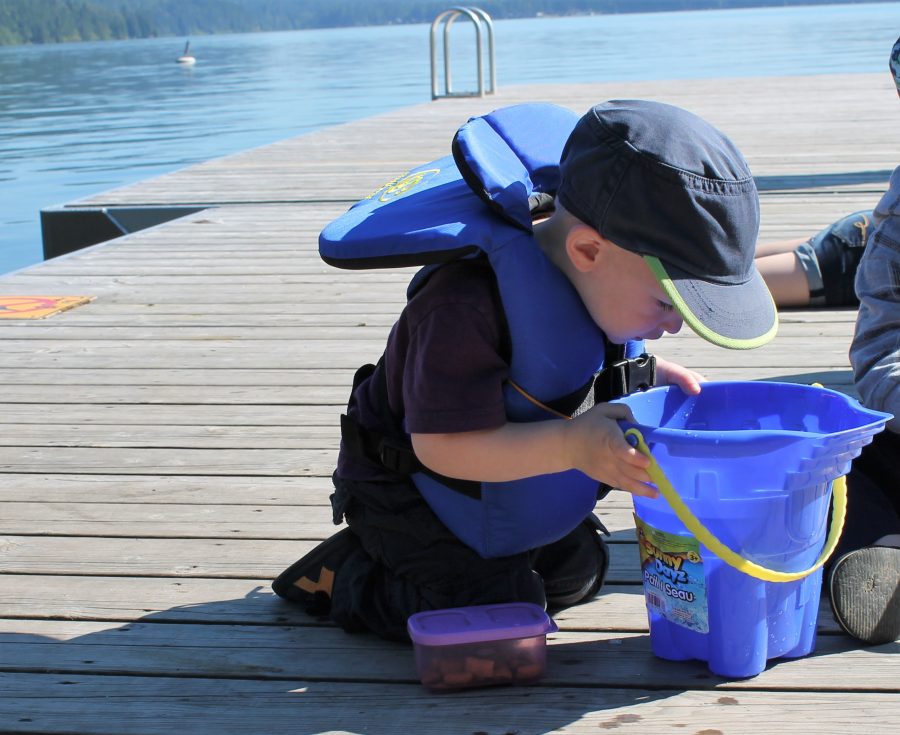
left=828, top=545, right=900, bottom=645
left=533, top=514, right=610, bottom=610
left=272, top=527, right=361, bottom=615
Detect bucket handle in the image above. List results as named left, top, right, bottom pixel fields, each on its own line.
left=625, top=428, right=846, bottom=583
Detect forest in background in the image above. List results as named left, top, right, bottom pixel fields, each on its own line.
left=0, top=0, right=891, bottom=46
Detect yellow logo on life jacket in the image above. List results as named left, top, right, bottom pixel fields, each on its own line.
left=365, top=168, right=441, bottom=202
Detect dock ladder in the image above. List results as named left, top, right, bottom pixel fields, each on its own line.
left=430, top=7, right=496, bottom=100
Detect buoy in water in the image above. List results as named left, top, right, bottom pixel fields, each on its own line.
left=176, top=41, right=196, bottom=65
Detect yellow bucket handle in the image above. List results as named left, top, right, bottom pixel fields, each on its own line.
left=625, top=427, right=846, bottom=583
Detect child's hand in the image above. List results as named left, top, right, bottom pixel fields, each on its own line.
left=563, top=403, right=658, bottom=498
left=655, top=356, right=705, bottom=395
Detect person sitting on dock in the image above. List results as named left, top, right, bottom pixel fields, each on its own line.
left=272, top=99, right=777, bottom=641
left=825, top=36, right=900, bottom=646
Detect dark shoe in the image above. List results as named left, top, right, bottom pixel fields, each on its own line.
left=828, top=545, right=900, bottom=645
left=272, top=527, right=361, bottom=615
left=533, top=514, right=610, bottom=610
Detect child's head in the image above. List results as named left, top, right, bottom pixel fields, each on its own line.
left=554, top=99, right=777, bottom=349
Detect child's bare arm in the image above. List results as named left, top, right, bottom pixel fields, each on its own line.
left=411, top=403, right=657, bottom=498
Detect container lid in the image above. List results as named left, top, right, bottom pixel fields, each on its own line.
left=407, top=602, right=558, bottom=646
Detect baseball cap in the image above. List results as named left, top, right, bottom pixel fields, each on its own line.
left=557, top=99, right=777, bottom=350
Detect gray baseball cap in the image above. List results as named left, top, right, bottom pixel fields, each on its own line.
left=557, top=99, right=777, bottom=349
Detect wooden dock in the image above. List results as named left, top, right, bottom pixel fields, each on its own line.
left=1, top=73, right=898, bottom=733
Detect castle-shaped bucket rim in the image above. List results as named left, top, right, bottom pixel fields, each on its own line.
left=614, top=380, right=891, bottom=443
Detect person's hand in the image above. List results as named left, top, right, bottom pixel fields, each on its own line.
left=655, top=356, right=705, bottom=395
left=563, top=403, right=658, bottom=498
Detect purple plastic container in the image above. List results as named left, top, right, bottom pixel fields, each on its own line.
left=407, top=602, right=558, bottom=690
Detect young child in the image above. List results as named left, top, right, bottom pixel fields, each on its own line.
left=273, top=99, right=778, bottom=641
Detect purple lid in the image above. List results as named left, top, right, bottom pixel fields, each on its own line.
left=407, top=602, right=558, bottom=646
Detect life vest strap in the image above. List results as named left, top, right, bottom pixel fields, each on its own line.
left=339, top=414, right=483, bottom=500
left=594, top=349, right=657, bottom=403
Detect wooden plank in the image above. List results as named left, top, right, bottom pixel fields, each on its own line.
left=0, top=446, right=339, bottom=476
left=0, top=535, right=642, bottom=581
left=0, top=501, right=637, bottom=539
left=0, top=473, right=333, bottom=504
left=0, top=474, right=630, bottom=508
left=0, top=363, right=857, bottom=389
left=0, top=620, right=890, bottom=691
left=0, top=404, right=343, bottom=425
left=0, top=320, right=857, bottom=340
left=0, top=423, right=341, bottom=448
left=0, top=574, right=842, bottom=634
left=0, top=375, right=859, bottom=407
left=0, top=368, right=359, bottom=385
left=0, top=338, right=855, bottom=370
left=1, top=674, right=896, bottom=735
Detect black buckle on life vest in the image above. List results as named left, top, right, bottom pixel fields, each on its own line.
left=377, top=436, right=422, bottom=476
left=340, top=413, right=419, bottom=475
left=594, top=352, right=657, bottom=403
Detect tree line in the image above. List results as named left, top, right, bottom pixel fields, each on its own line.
left=0, top=0, right=888, bottom=46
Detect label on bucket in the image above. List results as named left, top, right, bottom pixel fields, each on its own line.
left=634, top=514, right=709, bottom=634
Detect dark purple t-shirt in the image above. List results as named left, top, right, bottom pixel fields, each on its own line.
left=337, top=259, right=510, bottom=481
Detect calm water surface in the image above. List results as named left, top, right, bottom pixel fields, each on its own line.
left=1, top=2, right=898, bottom=274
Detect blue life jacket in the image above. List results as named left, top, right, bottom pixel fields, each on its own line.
left=320, top=103, right=645, bottom=558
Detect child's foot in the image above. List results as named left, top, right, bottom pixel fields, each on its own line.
left=272, top=527, right=361, bottom=614
left=828, top=541, right=900, bottom=645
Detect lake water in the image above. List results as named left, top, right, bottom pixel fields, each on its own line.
left=1, top=2, right=898, bottom=274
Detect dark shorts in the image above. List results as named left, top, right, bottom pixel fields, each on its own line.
left=796, top=210, right=872, bottom=307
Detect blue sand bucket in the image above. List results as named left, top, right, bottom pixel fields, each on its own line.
left=614, top=381, right=890, bottom=678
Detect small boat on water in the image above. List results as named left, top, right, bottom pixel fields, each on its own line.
left=176, top=41, right=196, bottom=65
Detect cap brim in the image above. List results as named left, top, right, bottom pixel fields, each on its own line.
left=645, top=256, right=778, bottom=349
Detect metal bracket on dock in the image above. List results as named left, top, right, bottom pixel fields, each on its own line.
left=430, top=7, right=496, bottom=100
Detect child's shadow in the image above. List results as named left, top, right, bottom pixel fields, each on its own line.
left=0, top=586, right=675, bottom=733
left=3, top=586, right=894, bottom=733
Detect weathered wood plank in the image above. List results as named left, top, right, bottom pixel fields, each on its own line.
left=0, top=338, right=855, bottom=369
left=0, top=423, right=341, bottom=448
left=0, top=473, right=632, bottom=507
left=0, top=321, right=856, bottom=340
left=0, top=535, right=641, bottom=581
left=0, top=473, right=333, bottom=504
left=0, top=446, right=339, bottom=476
left=2, top=674, right=896, bottom=735
left=0, top=404, right=343, bottom=425
left=0, top=501, right=637, bottom=539
left=0, top=620, right=891, bottom=691
left=0, top=574, right=841, bottom=634
left=0, top=374, right=859, bottom=407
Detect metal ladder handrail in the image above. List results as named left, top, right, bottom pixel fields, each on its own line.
left=430, top=6, right=496, bottom=100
